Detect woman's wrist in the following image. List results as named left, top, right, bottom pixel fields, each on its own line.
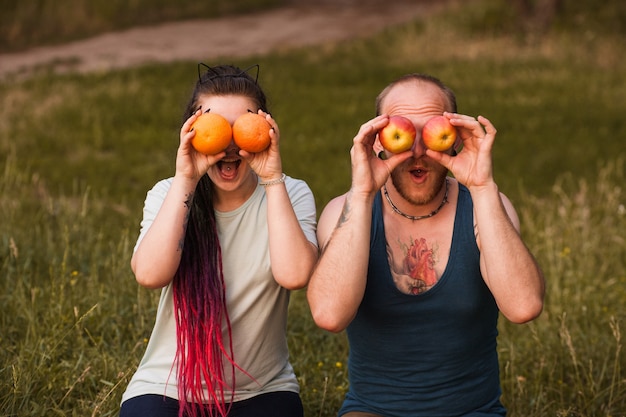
left=259, top=173, right=286, bottom=187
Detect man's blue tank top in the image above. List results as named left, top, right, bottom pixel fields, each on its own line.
left=339, top=184, right=505, bottom=417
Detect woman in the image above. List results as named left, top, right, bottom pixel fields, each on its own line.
left=120, top=64, right=318, bottom=417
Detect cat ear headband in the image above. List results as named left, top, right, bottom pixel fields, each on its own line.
left=197, top=63, right=260, bottom=84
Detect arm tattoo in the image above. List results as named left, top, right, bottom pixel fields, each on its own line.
left=178, top=192, right=194, bottom=252
left=319, top=199, right=351, bottom=254
left=183, top=192, right=194, bottom=210
left=337, top=199, right=352, bottom=228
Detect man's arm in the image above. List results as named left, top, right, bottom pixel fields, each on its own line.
left=306, top=191, right=374, bottom=332
left=307, top=115, right=410, bottom=332
left=473, top=186, right=545, bottom=323
left=431, top=113, right=545, bottom=323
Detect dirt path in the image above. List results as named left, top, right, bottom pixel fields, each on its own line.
left=0, top=0, right=448, bottom=81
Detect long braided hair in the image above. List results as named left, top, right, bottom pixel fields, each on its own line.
left=173, top=64, right=268, bottom=417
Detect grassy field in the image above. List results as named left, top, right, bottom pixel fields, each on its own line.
left=1, top=0, right=625, bottom=416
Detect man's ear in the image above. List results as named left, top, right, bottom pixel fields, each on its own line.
left=451, top=136, right=463, bottom=156
left=373, top=136, right=385, bottom=156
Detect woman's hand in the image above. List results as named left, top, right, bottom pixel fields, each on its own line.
left=237, top=110, right=282, bottom=182
left=176, top=109, right=226, bottom=181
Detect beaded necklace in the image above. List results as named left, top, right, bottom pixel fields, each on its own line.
left=382, top=178, right=449, bottom=221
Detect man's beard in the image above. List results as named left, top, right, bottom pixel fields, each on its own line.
left=390, top=165, right=448, bottom=207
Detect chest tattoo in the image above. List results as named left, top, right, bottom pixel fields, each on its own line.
left=388, top=237, right=440, bottom=295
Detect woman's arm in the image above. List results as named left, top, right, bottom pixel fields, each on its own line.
left=265, top=180, right=318, bottom=290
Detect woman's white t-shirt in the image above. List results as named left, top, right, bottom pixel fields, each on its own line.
left=121, top=176, right=317, bottom=404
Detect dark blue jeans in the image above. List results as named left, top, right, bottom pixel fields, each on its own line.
left=119, top=391, right=304, bottom=417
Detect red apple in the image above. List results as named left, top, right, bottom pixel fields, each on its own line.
left=379, top=116, right=416, bottom=153
left=422, top=115, right=457, bottom=152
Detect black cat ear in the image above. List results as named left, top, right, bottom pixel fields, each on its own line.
left=197, top=62, right=221, bottom=83
left=240, top=64, right=260, bottom=84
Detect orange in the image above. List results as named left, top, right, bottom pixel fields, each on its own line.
left=190, top=113, right=233, bottom=155
left=232, top=112, right=272, bottom=153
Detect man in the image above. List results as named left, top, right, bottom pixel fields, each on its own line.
left=307, top=73, right=545, bottom=416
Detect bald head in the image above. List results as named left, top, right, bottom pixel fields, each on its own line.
left=375, top=74, right=457, bottom=116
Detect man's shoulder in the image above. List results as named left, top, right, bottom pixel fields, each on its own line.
left=321, top=193, right=348, bottom=217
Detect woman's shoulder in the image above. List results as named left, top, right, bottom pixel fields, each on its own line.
left=284, top=175, right=313, bottom=195
left=147, top=177, right=173, bottom=193
left=143, top=177, right=173, bottom=205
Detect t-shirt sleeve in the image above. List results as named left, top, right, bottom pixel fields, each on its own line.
left=285, top=177, right=318, bottom=248
left=133, top=178, right=173, bottom=253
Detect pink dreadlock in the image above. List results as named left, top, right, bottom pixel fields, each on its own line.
left=173, top=176, right=235, bottom=417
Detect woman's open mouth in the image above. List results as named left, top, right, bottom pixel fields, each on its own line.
left=217, top=159, right=242, bottom=180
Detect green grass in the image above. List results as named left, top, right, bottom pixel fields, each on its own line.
left=1, top=1, right=625, bottom=415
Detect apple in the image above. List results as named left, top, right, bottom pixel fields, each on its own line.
left=378, top=115, right=416, bottom=153
left=422, top=115, right=457, bottom=152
